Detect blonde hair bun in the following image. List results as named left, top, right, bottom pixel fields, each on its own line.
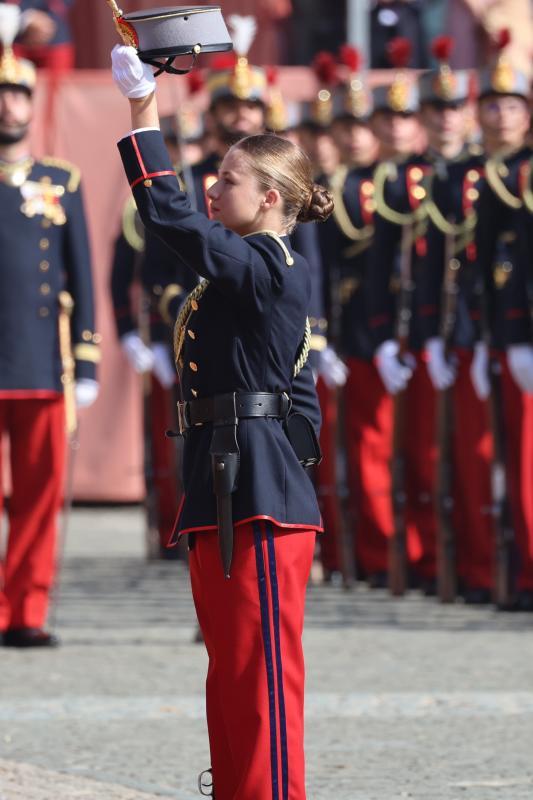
left=297, top=183, right=334, bottom=224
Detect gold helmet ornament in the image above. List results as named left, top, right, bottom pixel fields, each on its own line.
left=0, top=2, right=36, bottom=94
left=418, top=36, right=469, bottom=106
left=301, top=51, right=338, bottom=128
left=265, top=66, right=287, bottom=132
left=337, top=45, right=372, bottom=120
left=479, top=28, right=529, bottom=99
left=372, top=37, right=419, bottom=114
left=206, top=14, right=267, bottom=105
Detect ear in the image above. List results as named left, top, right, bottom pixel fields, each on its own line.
left=262, top=188, right=281, bottom=210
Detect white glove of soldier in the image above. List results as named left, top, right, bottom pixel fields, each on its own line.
left=75, top=378, right=99, bottom=409
left=425, top=337, right=457, bottom=391
left=507, top=344, right=533, bottom=394
left=151, top=343, right=176, bottom=389
left=121, top=331, right=155, bottom=373
left=470, top=341, right=491, bottom=401
left=318, top=345, right=348, bottom=389
left=375, top=339, right=414, bottom=395
left=111, top=44, right=156, bottom=99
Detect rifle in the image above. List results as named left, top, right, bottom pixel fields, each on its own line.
left=435, top=232, right=460, bottom=602
left=389, top=223, right=414, bottom=596
left=480, top=257, right=516, bottom=607
left=487, top=354, right=515, bottom=608
left=321, top=260, right=356, bottom=590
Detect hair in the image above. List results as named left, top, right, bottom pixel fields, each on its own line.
left=233, top=134, right=334, bottom=231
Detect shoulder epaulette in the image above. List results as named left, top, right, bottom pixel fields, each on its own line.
left=40, top=157, right=81, bottom=192
left=243, top=230, right=294, bottom=266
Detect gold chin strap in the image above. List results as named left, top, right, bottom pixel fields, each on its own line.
left=58, top=291, right=77, bottom=436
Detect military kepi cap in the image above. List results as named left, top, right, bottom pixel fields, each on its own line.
left=478, top=28, right=529, bottom=100
left=418, top=36, right=469, bottom=106
left=372, top=37, right=419, bottom=114
left=110, top=4, right=233, bottom=74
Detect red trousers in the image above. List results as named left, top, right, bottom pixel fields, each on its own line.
left=499, top=357, right=533, bottom=590
left=149, top=376, right=181, bottom=547
left=0, top=396, right=66, bottom=631
left=343, top=357, right=438, bottom=578
left=344, top=358, right=394, bottom=575
left=451, top=350, right=494, bottom=589
left=190, top=522, right=315, bottom=800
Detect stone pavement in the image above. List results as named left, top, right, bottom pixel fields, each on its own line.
left=1, top=506, right=533, bottom=799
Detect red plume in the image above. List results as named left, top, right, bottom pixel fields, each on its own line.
left=312, top=51, right=338, bottom=86
left=493, top=28, right=511, bottom=51
left=386, top=37, right=412, bottom=69
left=431, top=36, right=453, bottom=62
left=187, top=69, right=205, bottom=95
left=210, top=52, right=237, bottom=71
left=266, top=65, right=279, bottom=86
left=339, top=44, right=362, bottom=72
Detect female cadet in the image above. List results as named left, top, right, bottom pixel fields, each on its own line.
left=111, top=46, right=333, bottom=800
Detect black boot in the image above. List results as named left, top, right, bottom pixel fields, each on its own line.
left=198, top=768, right=215, bottom=797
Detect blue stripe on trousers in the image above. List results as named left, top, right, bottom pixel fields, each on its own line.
left=266, top=521, right=289, bottom=800
left=253, top=520, right=279, bottom=800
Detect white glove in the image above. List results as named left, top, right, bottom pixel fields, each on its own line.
left=111, top=44, right=156, bottom=99
left=375, top=340, right=414, bottom=395
left=425, top=337, right=457, bottom=391
left=121, top=331, right=155, bottom=373
left=75, top=379, right=99, bottom=409
left=318, top=346, right=348, bottom=389
left=151, top=343, right=176, bottom=389
left=470, top=341, right=490, bottom=401
left=507, top=344, right=533, bottom=394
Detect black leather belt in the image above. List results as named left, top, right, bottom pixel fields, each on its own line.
left=177, top=391, right=291, bottom=435
left=176, top=391, right=290, bottom=579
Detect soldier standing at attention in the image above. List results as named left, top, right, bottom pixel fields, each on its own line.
left=416, top=38, right=495, bottom=602
left=0, top=8, right=99, bottom=647
left=112, top=42, right=331, bottom=798
left=474, top=31, right=533, bottom=610
left=366, top=37, right=437, bottom=592
left=317, top=46, right=389, bottom=585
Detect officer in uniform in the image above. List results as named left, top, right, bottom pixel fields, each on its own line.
left=416, top=38, right=494, bottom=602
left=0, top=31, right=99, bottom=646
left=111, top=22, right=329, bottom=792
left=474, top=34, right=533, bottom=609
left=367, top=37, right=438, bottom=591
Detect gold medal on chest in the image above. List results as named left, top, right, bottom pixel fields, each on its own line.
left=20, top=176, right=67, bottom=225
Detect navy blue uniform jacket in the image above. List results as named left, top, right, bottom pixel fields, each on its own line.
left=0, top=158, right=97, bottom=395
left=119, top=130, right=322, bottom=535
